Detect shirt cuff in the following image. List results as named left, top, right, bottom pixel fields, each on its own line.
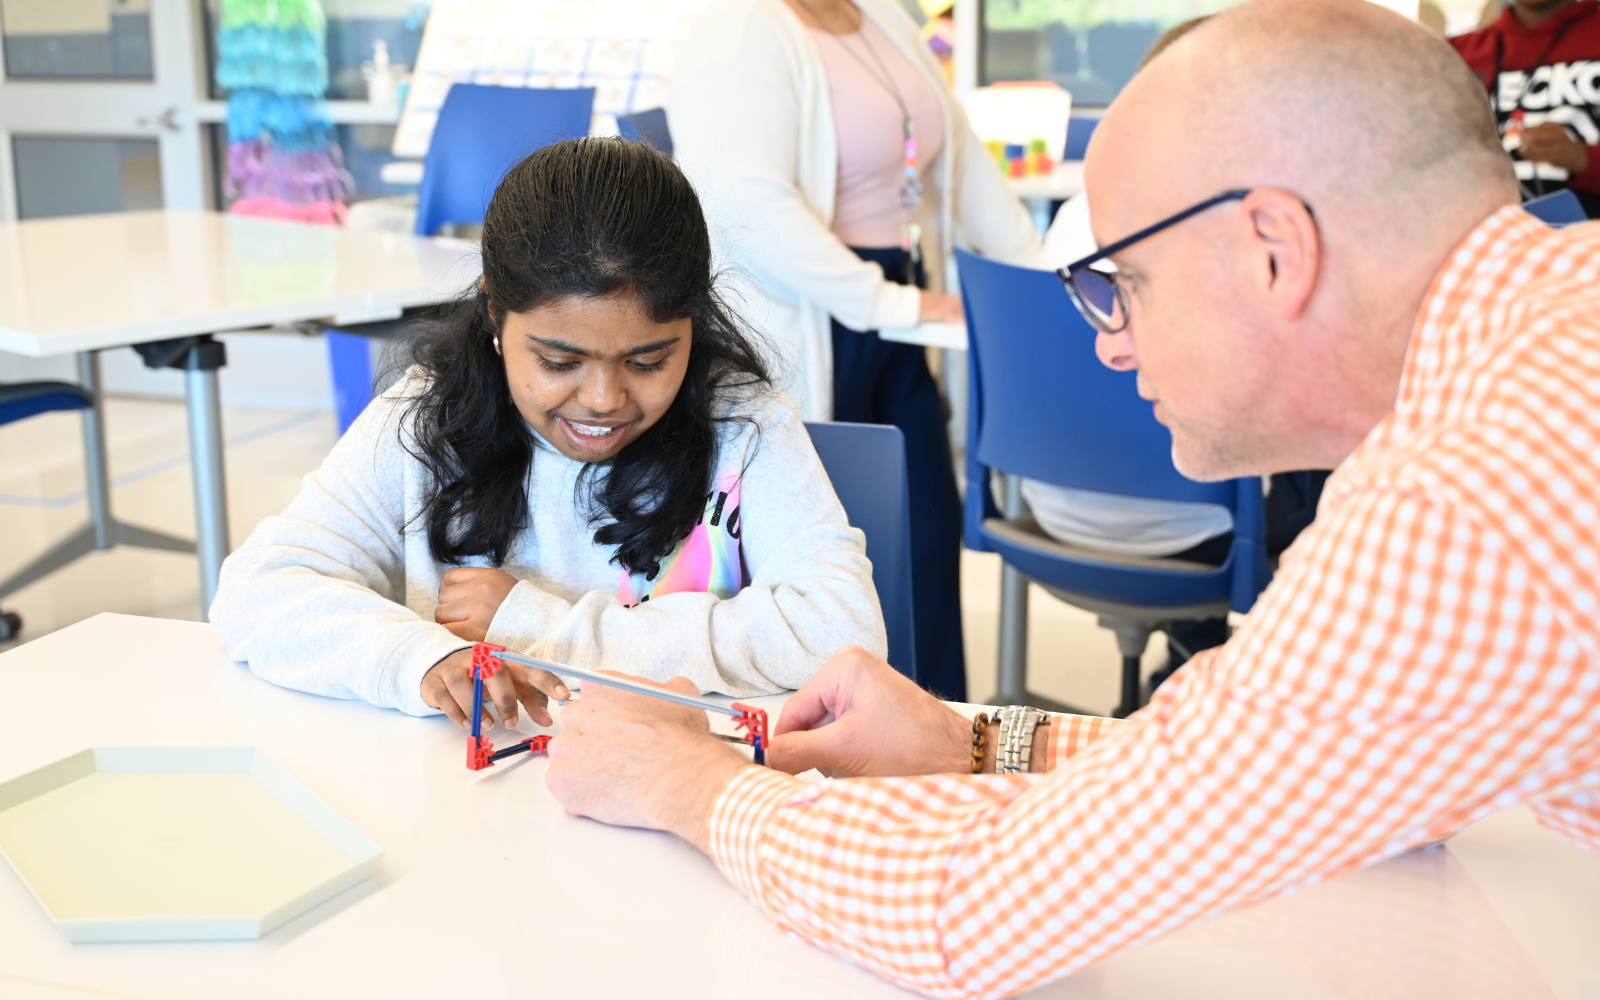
left=1046, top=713, right=1121, bottom=770
left=484, top=579, right=573, bottom=655
left=867, top=281, right=923, bottom=333
left=381, top=624, right=472, bottom=717
left=706, top=765, right=812, bottom=909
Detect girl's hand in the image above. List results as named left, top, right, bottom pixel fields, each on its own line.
left=420, top=647, right=571, bottom=730
left=435, top=567, right=520, bottom=643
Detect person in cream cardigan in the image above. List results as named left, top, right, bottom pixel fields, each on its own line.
left=669, top=0, right=1041, bottom=698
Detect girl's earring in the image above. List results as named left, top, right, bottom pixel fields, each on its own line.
left=492, top=335, right=501, bottom=355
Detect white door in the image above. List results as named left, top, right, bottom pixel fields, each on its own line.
left=0, top=0, right=206, bottom=222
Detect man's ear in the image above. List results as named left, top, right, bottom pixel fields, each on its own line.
left=1241, top=188, right=1320, bottom=321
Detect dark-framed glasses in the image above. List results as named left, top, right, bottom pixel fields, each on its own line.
left=1056, top=189, right=1252, bottom=334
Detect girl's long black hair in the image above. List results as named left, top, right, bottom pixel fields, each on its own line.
left=402, top=137, right=770, bottom=576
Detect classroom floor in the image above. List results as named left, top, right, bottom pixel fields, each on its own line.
left=0, top=397, right=1163, bottom=714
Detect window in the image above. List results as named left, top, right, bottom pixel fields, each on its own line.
left=979, top=0, right=1241, bottom=107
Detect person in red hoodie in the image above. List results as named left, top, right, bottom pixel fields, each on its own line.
left=1451, top=0, right=1600, bottom=216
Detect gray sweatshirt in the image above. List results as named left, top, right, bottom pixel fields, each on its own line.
left=210, top=379, right=886, bottom=717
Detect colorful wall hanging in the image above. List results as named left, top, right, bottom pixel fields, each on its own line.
left=216, top=0, right=351, bottom=225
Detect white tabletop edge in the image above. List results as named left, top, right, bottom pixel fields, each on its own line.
left=0, top=284, right=474, bottom=358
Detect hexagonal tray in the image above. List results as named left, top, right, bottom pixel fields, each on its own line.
left=0, top=747, right=382, bottom=942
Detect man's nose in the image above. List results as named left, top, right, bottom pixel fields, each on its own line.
left=1094, top=329, right=1137, bottom=371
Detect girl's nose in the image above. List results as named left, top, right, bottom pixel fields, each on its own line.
left=578, top=364, right=622, bottom=413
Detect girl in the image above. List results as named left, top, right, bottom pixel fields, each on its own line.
left=210, top=138, right=887, bottom=732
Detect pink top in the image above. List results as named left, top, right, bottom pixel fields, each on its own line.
left=810, top=18, right=944, bottom=249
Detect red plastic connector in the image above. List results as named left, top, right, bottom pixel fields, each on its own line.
left=730, top=703, right=768, bottom=745
left=523, top=735, right=552, bottom=753
left=468, top=734, right=495, bottom=771
left=471, top=641, right=508, bottom=680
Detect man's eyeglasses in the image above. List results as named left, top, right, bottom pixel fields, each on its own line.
left=1055, top=189, right=1252, bottom=335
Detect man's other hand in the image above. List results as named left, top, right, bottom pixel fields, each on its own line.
left=768, top=646, right=974, bottom=778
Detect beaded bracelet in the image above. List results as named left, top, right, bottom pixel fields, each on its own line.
left=970, top=712, right=990, bottom=773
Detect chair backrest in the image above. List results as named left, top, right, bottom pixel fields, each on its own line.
left=1063, top=115, right=1100, bottom=161
left=957, top=249, right=1235, bottom=507
left=414, top=84, right=596, bottom=237
left=616, top=107, right=673, bottom=156
left=1524, top=189, right=1588, bottom=226
left=804, top=421, right=916, bottom=681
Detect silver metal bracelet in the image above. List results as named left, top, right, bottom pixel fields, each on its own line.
left=994, top=705, right=1049, bottom=775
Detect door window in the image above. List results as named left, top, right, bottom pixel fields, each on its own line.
left=0, top=0, right=153, bottom=80
left=11, top=134, right=162, bottom=218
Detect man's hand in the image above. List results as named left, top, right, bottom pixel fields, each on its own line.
left=1520, top=123, right=1591, bottom=175
left=545, top=674, right=749, bottom=853
left=421, top=647, right=570, bottom=730
left=436, top=567, right=520, bottom=643
left=767, top=646, right=973, bottom=778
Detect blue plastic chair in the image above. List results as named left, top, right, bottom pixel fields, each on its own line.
left=1063, top=115, right=1100, bottom=161
left=1524, top=189, right=1587, bottom=226
left=414, top=84, right=596, bottom=237
left=956, top=250, right=1270, bottom=718
left=805, top=422, right=916, bottom=682
left=616, top=107, right=673, bottom=156
left=327, top=84, right=597, bottom=434
left=0, top=383, right=93, bottom=639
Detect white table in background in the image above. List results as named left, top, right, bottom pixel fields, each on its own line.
left=1009, top=161, right=1086, bottom=231
left=0, top=211, right=478, bottom=616
left=3, top=614, right=1599, bottom=1000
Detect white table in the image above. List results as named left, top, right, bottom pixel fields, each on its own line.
left=1009, top=161, right=1086, bottom=232
left=0, top=211, right=478, bottom=616
left=3, top=614, right=1599, bottom=999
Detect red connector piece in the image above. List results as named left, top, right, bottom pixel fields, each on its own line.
left=468, top=734, right=494, bottom=771
left=471, top=641, right=508, bottom=679
left=731, top=703, right=770, bottom=765
left=514, top=735, right=552, bottom=755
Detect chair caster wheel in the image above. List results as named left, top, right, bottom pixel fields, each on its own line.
left=0, top=611, right=21, bottom=641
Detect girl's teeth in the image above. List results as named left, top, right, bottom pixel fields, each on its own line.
left=569, top=421, right=615, bottom=437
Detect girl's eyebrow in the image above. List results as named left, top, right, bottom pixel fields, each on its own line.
left=526, top=335, right=681, bottom=358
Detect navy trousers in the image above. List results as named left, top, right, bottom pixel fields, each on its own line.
left=831, top=246, right=966, bottom=701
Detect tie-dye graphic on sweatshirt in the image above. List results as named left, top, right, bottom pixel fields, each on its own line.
left=617, top=469, right=745, bottom=607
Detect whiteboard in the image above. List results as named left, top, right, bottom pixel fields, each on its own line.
left=392, top=0, right=711, bottom=158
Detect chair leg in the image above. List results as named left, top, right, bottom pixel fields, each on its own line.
left=1099, top=618, right=1154, bottom=719
left=1115, top=655, right=1142, bottom=719
left=994, top=562, right=1030, bottom=703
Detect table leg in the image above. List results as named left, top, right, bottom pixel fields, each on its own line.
left=184, top=362, right=229, bottom=618
left=1023, top=196, right=1053, bottom=234
left=76, top=351, right=114, bottom=550
left=133, top=335, right=230, bottom=620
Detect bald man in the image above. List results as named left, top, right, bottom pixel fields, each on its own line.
left=544, top=1, right=1600, bottom=995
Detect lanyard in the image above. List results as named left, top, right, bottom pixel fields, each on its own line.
left=827, top=23, right=927, bottom=281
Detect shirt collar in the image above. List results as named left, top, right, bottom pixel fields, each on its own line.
left=1394, top=204, right=1542, bottom=411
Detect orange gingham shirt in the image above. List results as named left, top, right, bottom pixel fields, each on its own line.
left=707, top=205, right=1600, bottom=999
